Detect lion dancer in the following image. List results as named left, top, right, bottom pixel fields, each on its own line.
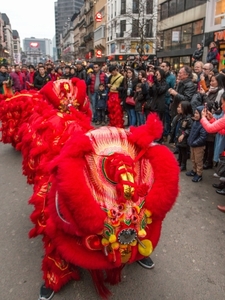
left=107, top=65, right=124, bottom=128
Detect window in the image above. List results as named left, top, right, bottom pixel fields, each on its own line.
left=185, top=0, right=206, bottom=10
left=164, top=29, right=172, bottom=51
left=133, top=0, right=139, bottom=14
left=171, top=26, right=181, bottom=50
left=176, top=0, right=185, bottom=14
left=161, top=2, right=168, bottom=20
left=120, top=20, right=126, bottom=34
left=146, top=19, right=153, bottom=37
left=169, top=0, right=176, bottom=17
left=214, top=0, right=225, bottom=25
left=121, top=0, right=126, bottom=14
left=132, top=19, right=139, bottom=37
left=193, top=19, right=203, bottom=35
left=181, top=23, right=192, bottom=49
left=146, top=0, right=153, bottom=14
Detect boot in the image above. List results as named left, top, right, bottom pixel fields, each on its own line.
left=180, top=164, right=186, bottom=171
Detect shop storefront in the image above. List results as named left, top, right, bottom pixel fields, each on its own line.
left=157, top=19, right=204, bottom=70
left=205, top=30, right=225, bottom=70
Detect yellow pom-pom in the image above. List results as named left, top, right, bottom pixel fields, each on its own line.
left=145, top=209, right=152, bottom=218
left=130, top=240, right=137, bottom=246
left=101, top=238, right=109, bottom=246
left=138, top=239, right=153, bottom=257
left=111, top=242, right=120, bottom=250
left=109, top=234, right=117, bottom=243
left=147, top=218, right=152, bottom=224
left=138, top=229, right=147, bottom=238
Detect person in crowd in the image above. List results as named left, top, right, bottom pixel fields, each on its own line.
left=199, top=74, right=225, bottom=170
left=26, top=65, right=36, bottom=89
left=170, top=101, right=193, bottom=171
left=55, top=67, right=63, bottom=80
left=107, top=65, right=124, bottom=128
left=160, top=61, right=176, bottom=141
left=70, top=66, right=76, bottom=78
left=21, top=64, right=29, bottom=82
left=75, top=60, right=87, bottom=81
left=169, top=66, right=196, bottom=119
left=123, top=68, right=138, bottom=126
left=201, top=92, right=225, bottom=212
left=10, top=64, right=26, bottom=92
left=0, top=64, right=10, bottom=94
left=186, top=106, right=208, bottom=182
left=49, top=68, right=57, bottom=81
left=199, top=63, right=214, bottom=92
left=190, top=74, right=202, bottom=113
left=206, top=42, right=220, bottom=68
left=34, top=65, right=50, bottom=90
left=193, top=61, right=203, bottom=82
left=87, top=63, right=108, bottom=123
left=34, top=62, right=44, bottom=81
left=62, top=65, right=71, bottom=79
left=45, top=62, right=53, bottom=75
left=134, top=82, right=146, bottom=125
left=192, top=43, right=203, bottom=65
left=95, top=83, right=108, bottom=125
left=220, top=68, right=225, bottom=75
left=148, top=68, right=169, bottom=125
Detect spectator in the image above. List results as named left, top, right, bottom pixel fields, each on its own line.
left=10, top=65, right=26, bottom=92
left=192, top=43, right=203, bottom=65
left=160, top=61, right=176, bottom=141
left=206, top=42, right=220, bottom=68
left=26, top=65, right=36, bottom=89
left=95, top=83, right=108, bottom=125
left=34, top=66, right=50, bottom=90
left=169, top=66, right=196, bottom=119
left=87, top=63, right=107, bottom=123
left=170, top=101, right=193, bottom=171
left=55, top=67, right=63, bottom=80
left=200, top=63, right=214, bottom=92
left=134, top=82, right=146, bottom=125
left=62, top=65, right=71, bottom=79
left=0, top=64, right=10, bottom=94
left=75, top=60, right=87, bottom=81
left=186, top=106, right=207, bottom=182
left=193, top=61, right=203, bottom=82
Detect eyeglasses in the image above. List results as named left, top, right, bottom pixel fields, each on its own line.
left=203, top=68, right=209, bottom=70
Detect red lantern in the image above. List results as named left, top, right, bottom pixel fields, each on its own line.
left=96, top=50, right=102, bottom=58
left=95, top=12, right=102, bottom=22
left=119, top=55, right=123, bottom=60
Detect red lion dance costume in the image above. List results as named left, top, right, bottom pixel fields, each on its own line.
left=0, top=78, right=179, bottom=299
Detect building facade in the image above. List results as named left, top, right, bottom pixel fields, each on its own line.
left=1, top=13, right=14, bottom=64
left=157, top=0, right=207, bottom=69
left=106, top=0, right=157, bottom=62
left=204, top=0, right=225, bottom=70
left=54, top=0, right=84, bottom=59
left=23, top=38, right=52, bottom=65
left=12, top=30, right=21, bottom=64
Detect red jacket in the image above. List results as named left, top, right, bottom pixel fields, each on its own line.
left=88, top=71, right=107, bottom=94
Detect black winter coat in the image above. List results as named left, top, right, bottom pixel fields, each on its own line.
left=171, top=78, right=196, bottom=118
left=187, top=121, right=207, bottom=147
left=0, top=71, right=10, bottom=94
left=34, top=73, right=50, bottom=90
left=170, top=114, right=193, bottom=147
left=149, top=79, right=168, bottom=112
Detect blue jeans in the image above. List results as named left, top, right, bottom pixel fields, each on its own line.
left=127, top=108, right=137, bottom=126
left=91, top=92, right=97, bottom=121
left=164, top=103, right=171, bottom=136
left=137, top=112, right=146, bottom=125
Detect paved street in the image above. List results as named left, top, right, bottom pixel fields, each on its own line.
left=0, top=142, right=224, bottom=300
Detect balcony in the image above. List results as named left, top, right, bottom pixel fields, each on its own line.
left=83, top=32, right=94, bottom=43
left=115, top=32, right=124, bottom=39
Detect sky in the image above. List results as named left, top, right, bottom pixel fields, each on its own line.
left=1, top=0, right=56, bottom=44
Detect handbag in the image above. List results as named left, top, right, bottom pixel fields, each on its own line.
left=216, top=156, right=225, bottom=177
left=125, top=96, right=135, bottom=106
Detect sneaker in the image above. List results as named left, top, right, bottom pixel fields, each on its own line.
left=101, top=122, right=106, bottom=125
left=186, top=170, right=196, bottom=176
left=213, top=173, right=220, bottom=178
left=192, top=174, right=202, bottom=182
left=95, top=121, right=101, bottom=125
left=220, top=177, right=225, bottom=182
left=38, top=284, right=54, bottom=300
left=137, top=257, right=155, bottom=269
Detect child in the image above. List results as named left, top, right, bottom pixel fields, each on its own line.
left=170, top=101, right=193, bottom=171
left=95, top=83, right=108, bottom=125
left=134, top=83, right=146, bottom=125
left=186, top=106, right=208, bottom=182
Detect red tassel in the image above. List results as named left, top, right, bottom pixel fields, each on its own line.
left=89, top=269, right=111, bottom=299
